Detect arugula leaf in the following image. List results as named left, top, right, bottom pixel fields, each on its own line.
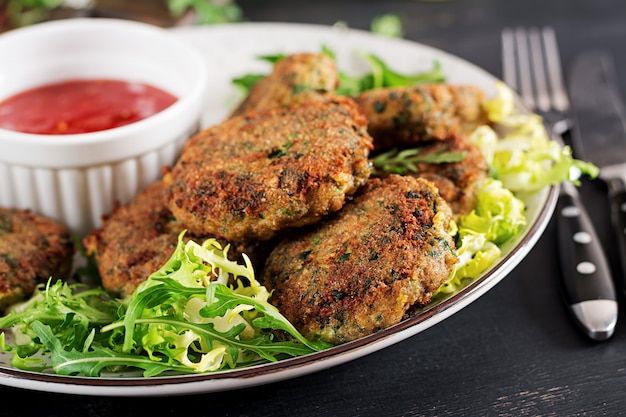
left=257, top=54, right=288, bottom=65
left=0, top=232, right=330, bottom=376
left=234, top=46, right=446, bottom=99
left=32, top=321, right=182, bottom=377
left=0, top=280, right=121, bottom=359
left=362, top=54, right=445, bottom=89
left=232, top=74, right=265, bottom=96
left=231, top=53, right=288, bottom=97
left=335, top=55, right=445, bottom=96
left=203, top=282, right=329, bottom=351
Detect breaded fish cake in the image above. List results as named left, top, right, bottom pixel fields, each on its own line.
left=0, top=207, right=74, bottom=310
left=231, top=52, right=338, bottom=116
left=414, top=135, right=488, bottom=215
left=355, top=84, right=488, bottom=149
left=84, top=181, right=266, bottom=298
left=166, top=97, right=373, bottom=242
left=261, top=175, right=458, bottom=345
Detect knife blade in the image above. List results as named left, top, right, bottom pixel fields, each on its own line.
left=569, top=50, right=626, bottom=302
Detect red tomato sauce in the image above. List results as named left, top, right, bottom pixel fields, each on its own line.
left=0, top=79, right=178, bottom=135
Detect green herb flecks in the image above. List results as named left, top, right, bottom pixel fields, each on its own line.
left=268, top=136, right=296, bottom=159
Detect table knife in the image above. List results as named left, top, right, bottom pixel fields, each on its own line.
left=568, top=51, right=626, bottom=297
left=565, top=50, right=626, bottom=339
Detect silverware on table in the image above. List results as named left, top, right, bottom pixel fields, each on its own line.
left=501, top=27, right=618, bottom=341
left=569, top=50, right=626, bottom=296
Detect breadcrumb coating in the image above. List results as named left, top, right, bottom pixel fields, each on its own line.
left=262, top=175, right=457, bottom=344
left=0, top=207, right=74, bottom=310
left=166, top=97, right=373, bottom=242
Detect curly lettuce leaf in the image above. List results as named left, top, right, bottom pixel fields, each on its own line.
left=104, top=233, right=331, bottom=374
left=434, top=177, right=526, bottom=297
left=485, top=82, right=599, bottom=192
left=459, top=178, right=527, bottom=246
left=435, top=83, right=599, bottom=296
left=436, top=233, right=501, bottom=296
left=1, top=232, right=330, bottom=377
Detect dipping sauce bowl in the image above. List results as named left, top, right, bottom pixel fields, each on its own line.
left=0, top=18, right=209, bottom=236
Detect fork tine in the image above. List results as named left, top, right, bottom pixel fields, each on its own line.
left=528, top=27, right=551, bottom=113
left=513, top=27, right=535, bottom=111
left=541, top=26, right=570, bottom=112
left=501, top=26, right=570, bottom=133
left=501, top=28, right=517, bottom=89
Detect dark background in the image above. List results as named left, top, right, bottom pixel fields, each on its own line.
left=3, top=1, right=626, bottom=416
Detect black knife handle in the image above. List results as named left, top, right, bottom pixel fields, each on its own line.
left=557, top=187, right=616, bottom=303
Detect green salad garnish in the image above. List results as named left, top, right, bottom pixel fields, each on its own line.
left=334, top=53, right=445, bottom=96
left=232, top=46, right=445, bottom=98
left=434, top=82, right=598, bottom=296
left=0, top=234, right=330, bottom=377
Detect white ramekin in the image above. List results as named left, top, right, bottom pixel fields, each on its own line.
left=0, top=18, right=209, bottom=236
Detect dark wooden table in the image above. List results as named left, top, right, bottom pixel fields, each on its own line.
left=4, top=0, right=626, bottom=415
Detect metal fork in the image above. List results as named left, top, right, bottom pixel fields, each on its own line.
left=501, top=27, right=617, bottom=341
left=501, top=27, right=571, bottom=136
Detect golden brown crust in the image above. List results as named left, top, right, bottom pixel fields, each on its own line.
left=355, top=84, right=488, bottom=149
left=413, top=134, right=488, bottom=215
left=261, top=175, right=457, bottom=345
left=166, top=96, right=374, bottom=242
left=231, top=53, right=339, bottom=117
left=0, top=208, right=74, bottom=310
left=83, top=181, right=269, bottom=298
left=83, top=181, right=182, bottom=298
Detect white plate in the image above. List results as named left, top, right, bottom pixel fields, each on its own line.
left=0, top=22, right=558, bottom=396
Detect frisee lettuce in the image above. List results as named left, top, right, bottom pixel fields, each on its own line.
left=459, top=178, right=527, bottom=245
left=435, top=178, right=526, bottom=297
left=485, top=82, right=599, bottom=191
left=0, top=232, right=330, bottom=377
